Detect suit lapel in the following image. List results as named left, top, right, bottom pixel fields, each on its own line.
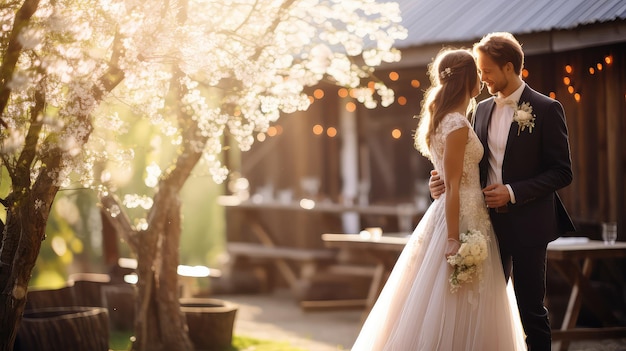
left=503, top=86, right=535, bottom=177
left=476, top=98, right=496, bottom=186
left=475, top=98, right=495, bottom=144
left=505, top=86, right=534, bottom=147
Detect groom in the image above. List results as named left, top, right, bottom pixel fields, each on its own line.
left=430, top=32, right=575, bottom=351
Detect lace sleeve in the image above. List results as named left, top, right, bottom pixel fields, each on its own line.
left=429, top=113, right=471, bottom=163
left=438, top=113, right=470, bottom=141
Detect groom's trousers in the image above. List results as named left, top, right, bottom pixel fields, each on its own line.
left=490, top=211, right=552, bottom=351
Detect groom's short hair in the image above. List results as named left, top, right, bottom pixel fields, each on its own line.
left=473, top=32, right=524, bottom=75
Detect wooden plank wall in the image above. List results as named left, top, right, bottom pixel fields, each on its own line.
left=524, top=43, right=625, bottom=240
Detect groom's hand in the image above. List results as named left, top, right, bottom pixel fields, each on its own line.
left=482, top=184, right=511, bottom=208
left=429, top=170, right=445, bottom=199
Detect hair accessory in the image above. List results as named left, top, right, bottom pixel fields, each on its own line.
left=439, top=67, right=453, bottom=80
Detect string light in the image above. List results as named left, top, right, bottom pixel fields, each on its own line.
left=411, top=79, right=421, bottom=88
left=326, top=127, right=337, bottom=137
left=257, top=133, right=266, bottom=142
left=391, top=129, right=402, bottom=139
left=522, top=69, right=529, bottom=78
left=574, top=93, right=581, bottom=102
left=312, top=124, right=323, bottom=135
left=549, top=92, right=556, bottom=99
left=345, top=101, right=356, bottom=112
left=596, top=63, right=603, bottom=71
left=604, top=55, right=613, bottom=65
left=567, top=86, right=574, bottom=94
left=397, top=96, right=407, bottom=105
left=313, top=89, right=324, bottom=99
left=589, top=67, right=595, bottom=75
left=389, top=71, right=399, bottom=81
left=565, top=65, right=573, bottom=74
left=267, top=126, right=278, bottom=137
left=563, top=77, right=571, bottom=85
left=338, top=88, right=348, bottom=98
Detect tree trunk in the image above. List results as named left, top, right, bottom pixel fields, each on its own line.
left=131, top=194, right=194, bottom=351
left=0, top=191, right=56, bottom=351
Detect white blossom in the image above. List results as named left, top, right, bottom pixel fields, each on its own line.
left=1, top=0, right=405, bottom=213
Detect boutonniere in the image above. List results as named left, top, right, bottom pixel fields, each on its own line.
left=513, top=102, right=536, bottom=136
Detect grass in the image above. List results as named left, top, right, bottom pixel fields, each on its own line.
left=109, top=331, right=308, bottom=351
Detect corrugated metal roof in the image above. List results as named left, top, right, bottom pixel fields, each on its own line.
left=395, top=0, right=626, bottom=48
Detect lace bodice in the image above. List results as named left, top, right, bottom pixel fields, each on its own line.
left=430, top=112, right=490, bottom=233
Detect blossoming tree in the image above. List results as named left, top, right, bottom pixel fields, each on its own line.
left=0, top=0, right=406, bottom=350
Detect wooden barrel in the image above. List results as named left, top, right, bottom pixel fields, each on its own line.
left=25, top=285, right=76, bottom=310
left=15, top=307, right=109, bottom=351
left=180, top=298, right=238, bottom=351
left=101, top=283, right=136, bottom=331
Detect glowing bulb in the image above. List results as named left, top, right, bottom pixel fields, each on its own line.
left=312, top=124, right=323, bottom=135
left=345, top=102, right=356, bottom=112
left=327, top=127, right=337, bottom=137
left=313, top=89, right=324, bottom=99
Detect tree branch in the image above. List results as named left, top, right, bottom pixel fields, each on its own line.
left=0, top=0, right=41, bottom=127
left=99, top=193, right=138, bottom=252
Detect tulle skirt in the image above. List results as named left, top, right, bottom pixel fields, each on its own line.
left=351, top=198, right=527, bottom=351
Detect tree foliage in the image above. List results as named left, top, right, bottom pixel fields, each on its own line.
left=0, top=0, right=406, bottom=350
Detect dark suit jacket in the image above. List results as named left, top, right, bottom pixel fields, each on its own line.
left=474, top=85, right=575, bottom=246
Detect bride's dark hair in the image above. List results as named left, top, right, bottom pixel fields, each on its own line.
left=415, top=49, right=478, bottom=158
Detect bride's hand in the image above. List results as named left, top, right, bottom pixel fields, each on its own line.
left=445, top=238, right=460, bottom=258
left=429, top=170, right=445, bottom=199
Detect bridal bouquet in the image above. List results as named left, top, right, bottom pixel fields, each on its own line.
left=447, top=229, right=488, bottom=293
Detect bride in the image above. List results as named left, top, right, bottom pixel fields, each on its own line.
left=351, top=49, right=527, bottom=350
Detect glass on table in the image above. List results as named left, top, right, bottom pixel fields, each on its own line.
left=602, top=222, right=617, bottom=245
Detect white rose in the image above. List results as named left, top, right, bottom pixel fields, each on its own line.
left=470, top=244, right=481, bottom=256
left=516, top=110, right=533, bottom=122
left=458, top=244, right=470, bottom=257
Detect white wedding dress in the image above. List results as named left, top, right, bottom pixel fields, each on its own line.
left=352, top=112, right=527, bottom=351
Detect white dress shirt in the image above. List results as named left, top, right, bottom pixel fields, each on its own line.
left=487, top=83, right=526, bottom=204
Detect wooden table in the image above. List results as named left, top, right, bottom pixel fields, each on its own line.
left=218, top=195, right=423, bottom=297
left=320, top=233, right=409, bottom=319
left=321, top=234, right=626, bottom=340
left=547, top=239, right=626, bottom=350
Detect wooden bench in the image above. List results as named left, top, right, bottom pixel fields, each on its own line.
left=225, top=242, right=338, bottom=297
left=116, top=258, right=222, bottom=298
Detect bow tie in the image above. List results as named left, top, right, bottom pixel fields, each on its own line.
left=494, top=97, right=517, bottom=107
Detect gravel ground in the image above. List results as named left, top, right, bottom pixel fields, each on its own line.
left=215, top=289, right=626, bottom=351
